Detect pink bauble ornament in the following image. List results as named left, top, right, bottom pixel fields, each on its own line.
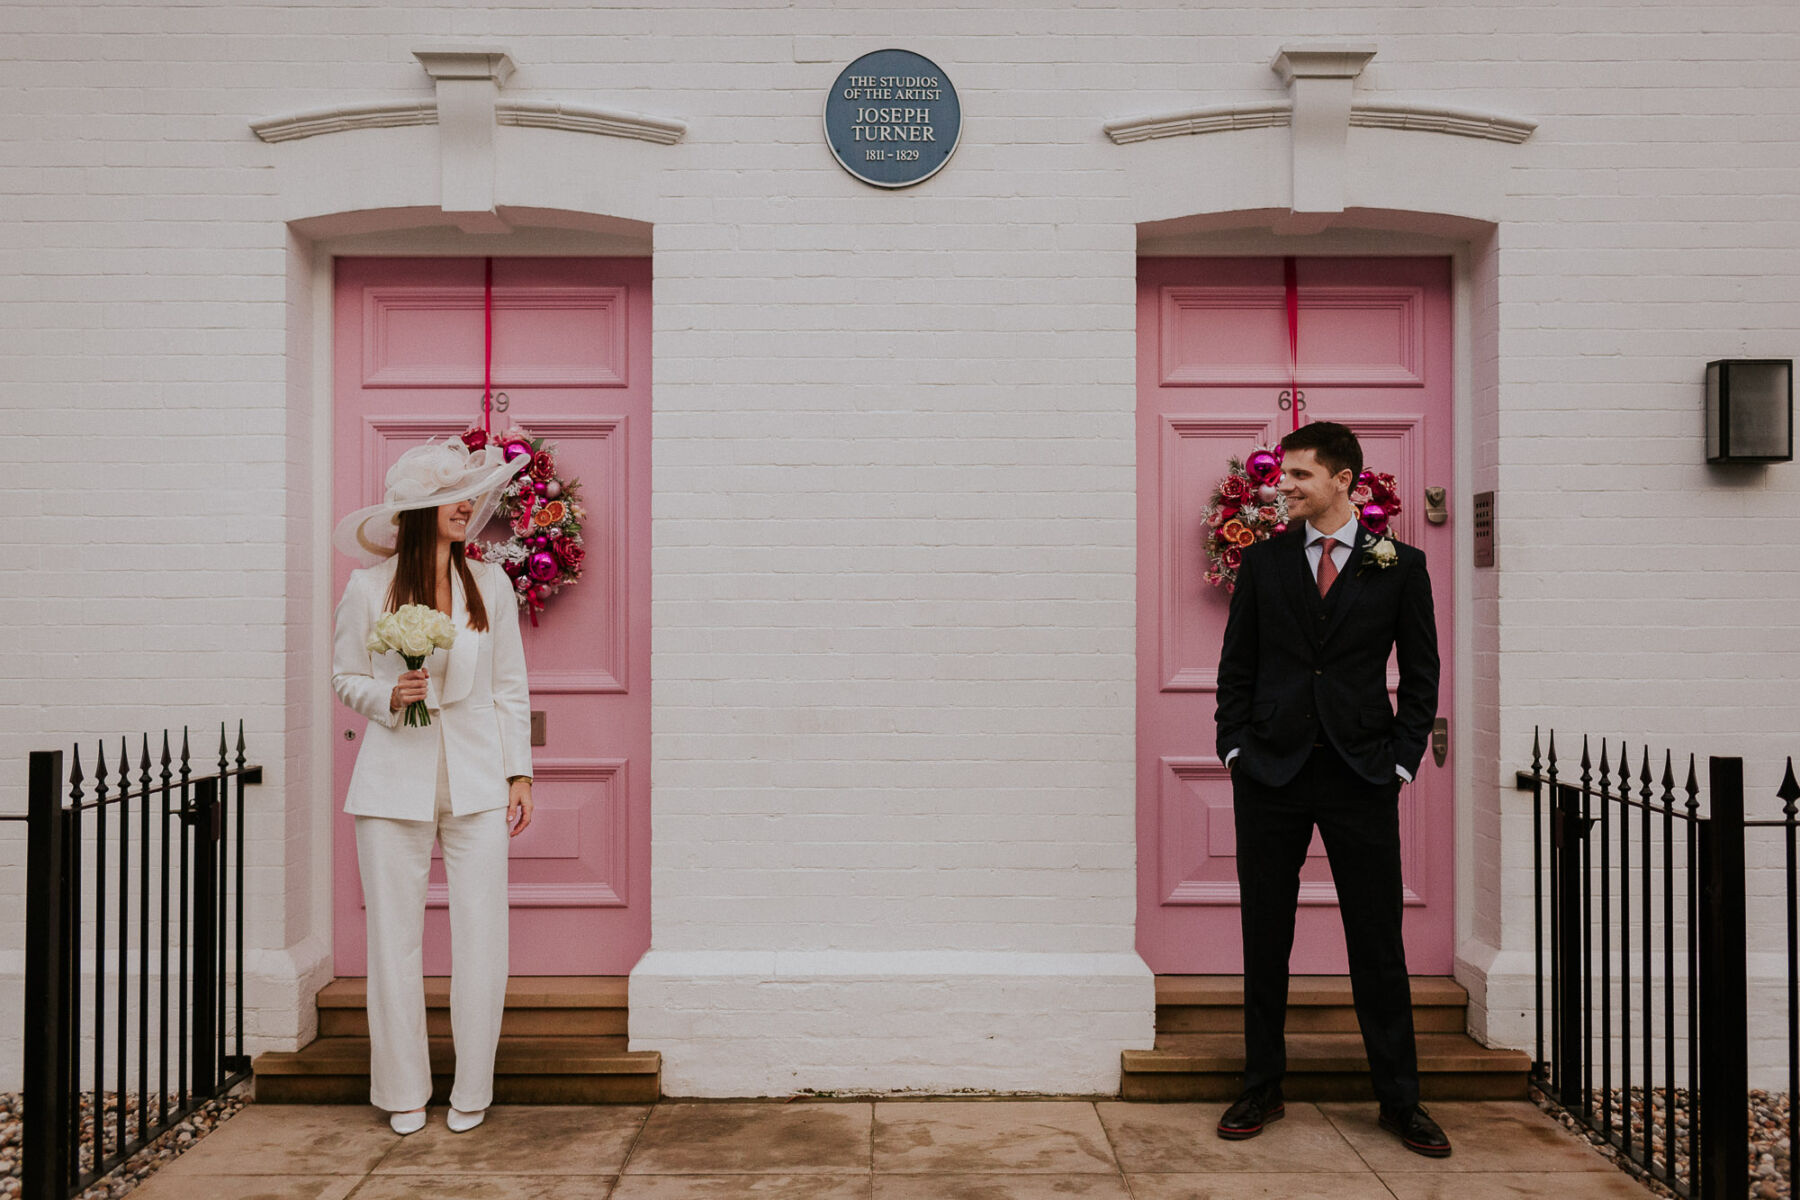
left=1360, top=503, right=1389, bottom=533
left=534, top=480, right=550, bottom=495
left=528, top=551, right=559, bottom=582
left=1256, top=484, right=1279, bottom=504
left=545, top=481, right=562, bottom=500
left=1272, top=522, right=1288, bottom=535
left=513, top=572, right=531, bottom=592
left=502, top=438, right=533, bottom=464
left=1245, top=450, right=1281, bottom=484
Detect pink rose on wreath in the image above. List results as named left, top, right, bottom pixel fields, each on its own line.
left=464, top=543, right=484, bottom=562
left=1222, top=545, right=1243, bottom=570
left=530, top=451, right=556, bottom=482
left=1219, top=475, right=1250, bottom=503
left=1350, top=485, right=1373, bottom=507
left=461, top=428, right=489, bottom=452
left=1258, top=505, right=1280, bottom=523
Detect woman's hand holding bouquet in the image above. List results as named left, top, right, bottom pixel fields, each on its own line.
left=367, top=604, right=457, bottom=727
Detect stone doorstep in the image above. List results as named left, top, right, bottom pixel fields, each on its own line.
left=316, top=975, right=629, bottom=1008
left=316, top=976, right=628, bottom=1038
left=1123, top=975, right=1534, bottom=1103
left=252, top=1037, right=662, bottom=1104
left=1155, top=973, right=1472, bottom=1009
left=1125, top=1032, right=1535, bottom=1075
left=257, top=1036, right=654, bottom=1075
left=1155, top=976, right=1477, bottom=1033
left=254, top=976, right=658, bottom=1104
left=316, top=978, right=633, bottom=1036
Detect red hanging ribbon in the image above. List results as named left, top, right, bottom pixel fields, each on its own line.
left=482, top=256, right=495, bottom=439
left=483, top=258, right=541, bottom=628
left=1283, top=255, right=1302, bottom=431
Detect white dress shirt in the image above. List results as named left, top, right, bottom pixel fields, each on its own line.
left=1225, top=515, right=1412, bottom=783
left=1304, top=515, right=1356, bottom=585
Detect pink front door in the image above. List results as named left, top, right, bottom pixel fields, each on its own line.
left=331, top=256, right=652, bottom=976
left=1136, top=257, right=1455, bottom=974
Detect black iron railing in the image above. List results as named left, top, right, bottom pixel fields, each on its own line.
left=1518, top=729, right=1799, bottom=1200
left=5, top=724, right=260, bottom=1200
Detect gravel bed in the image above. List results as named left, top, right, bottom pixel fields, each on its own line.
left=0, top=1089, right=247, bottom=1200
left=1530, top=1083, right=1791, bottom=1200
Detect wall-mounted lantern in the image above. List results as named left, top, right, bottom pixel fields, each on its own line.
left=1706, top=359, right=1792, bottom=463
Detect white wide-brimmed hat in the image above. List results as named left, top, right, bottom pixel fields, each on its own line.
left=332, top=438, right=524, bottom=566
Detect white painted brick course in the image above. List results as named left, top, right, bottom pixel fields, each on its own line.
left=3, top=0, right=1799, bottom=1093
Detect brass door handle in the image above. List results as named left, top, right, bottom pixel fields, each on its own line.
left=1424, top=486, right=1448, bottom=525
left=1431, top=717, right=1448, bottom=767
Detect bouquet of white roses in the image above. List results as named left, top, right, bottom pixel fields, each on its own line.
left=366, top=604, right=457, bottom=727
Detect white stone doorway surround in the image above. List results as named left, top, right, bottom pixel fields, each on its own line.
left=1107, top=41, right=1537, bottom=1055
left=250, top=46, right=667, bottom=1069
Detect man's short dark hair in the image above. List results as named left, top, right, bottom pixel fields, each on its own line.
left=1280, top=421, right=1363, bottom=482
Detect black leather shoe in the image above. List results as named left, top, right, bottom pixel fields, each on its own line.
left=1216, top=1085, right=1285, bottom=1140
left=1379, top=1103, right=1452, bottom=1157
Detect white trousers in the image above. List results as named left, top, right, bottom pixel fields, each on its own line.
left=354, top=736, right=509, bottom=1112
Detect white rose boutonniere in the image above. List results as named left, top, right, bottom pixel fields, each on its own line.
left=367, top=603, right=457, bottom=727
left=1361, top=536, right=1400, bottom=574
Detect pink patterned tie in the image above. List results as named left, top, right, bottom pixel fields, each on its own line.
left=1316, top=538, right=1339, bottom=596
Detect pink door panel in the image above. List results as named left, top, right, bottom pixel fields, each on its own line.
left=1137, top=257, right=1455, bottom=975
left=332, top=256, right=652, bottom=977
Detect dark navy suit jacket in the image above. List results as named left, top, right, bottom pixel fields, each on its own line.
left=1214, top=523, right=1440, bottom=788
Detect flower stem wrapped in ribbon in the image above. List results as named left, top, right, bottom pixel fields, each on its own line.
left=366, top=603, right=457, bottom=727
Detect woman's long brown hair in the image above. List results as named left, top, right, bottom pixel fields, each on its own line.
left=385, top=508, right=490, bottom=632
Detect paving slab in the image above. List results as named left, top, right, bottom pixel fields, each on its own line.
left=373, top=1104, right=649, bottom=1175
left=873, top=1100, right=1116, bottom=1175
left=610, top=1177, right=874, bottom=1199
left=1095, top=1101, right=1369, bottom=1174
left=1381, top=1171, right=1659, bottom=1199
left=350, top=1176, right=616, bottom=1199
left=144, top=1104, right=396, bottom=1178
left=1125, top=1173, right=1399, bottom=1200
left=1319, top=1101, right=1616, bottom=1174
left=623, top=1101, right=873, bottom=1175
left=125, top=1175, right=362, bottom=1200
left=873, top=1175, right=1133, bottom=1198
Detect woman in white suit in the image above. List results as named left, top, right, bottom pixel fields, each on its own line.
left=330, top=439, right=534, bottom=1136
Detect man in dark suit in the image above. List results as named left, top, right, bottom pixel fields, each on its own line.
left=1213, top=421, right=1448, bottom=1157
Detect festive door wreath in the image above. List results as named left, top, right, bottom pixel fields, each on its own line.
left=460, top=426, right=585, bottom=624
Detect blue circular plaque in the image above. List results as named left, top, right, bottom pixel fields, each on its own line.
left=823, top=49, right=961, bottom=189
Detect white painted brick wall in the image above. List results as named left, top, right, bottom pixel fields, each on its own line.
left=3, top=0, right=1799, bottom=1092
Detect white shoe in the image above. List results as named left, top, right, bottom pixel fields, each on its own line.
left=446, top=1107, right=486, bottom=1133
left=388, top=1108, right=427, bottom=1136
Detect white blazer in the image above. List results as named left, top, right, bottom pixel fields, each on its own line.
left=332, top=557, right=533, bottom=819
